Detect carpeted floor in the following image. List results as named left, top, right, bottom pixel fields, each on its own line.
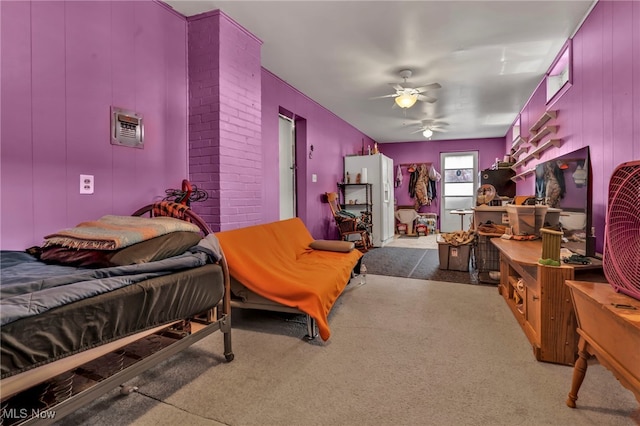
left=59, top=275, right=639, bottom=426
left=362, top=246, right=479, bottom=285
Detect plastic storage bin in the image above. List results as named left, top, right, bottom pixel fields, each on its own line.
left=437, top=236, right=471, bottom=271
left=506, top=205, right=548, bottom=236
left=472, top=205, right=509, bottom=229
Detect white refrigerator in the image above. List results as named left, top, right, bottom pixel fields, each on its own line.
left=344, top=153, right=395, bottom=247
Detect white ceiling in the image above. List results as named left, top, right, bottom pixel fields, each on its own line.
left=163, top=0, right=595, bottom=143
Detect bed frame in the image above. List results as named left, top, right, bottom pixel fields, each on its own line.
left=0, top=203, right=233, bottom=425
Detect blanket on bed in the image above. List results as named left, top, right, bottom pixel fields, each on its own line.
left=0, top=235, right=223, bottom=326
left=43, top=215, right=201, bottom=250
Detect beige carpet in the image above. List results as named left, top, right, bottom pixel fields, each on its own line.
left=60, top=275, right=639, bottom=426
left=386, top=233, right=439, bottom=250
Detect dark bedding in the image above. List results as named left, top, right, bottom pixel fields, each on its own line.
left=0, top=250, right=209, bottom=326
left=1, top=262, right=224, bottom=379
left=0, top=232, right=226, bottom=379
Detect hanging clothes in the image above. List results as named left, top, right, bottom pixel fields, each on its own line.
left=408, top=164, right=418, bottom=198
left=413, top=163, right=431, bottom=209
left=428, top=165, right=441, bottom=200
left=395, top=165, right=403, bottom=188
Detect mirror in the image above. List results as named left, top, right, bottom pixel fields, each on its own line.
left=534, top=147, right=593, bottom=256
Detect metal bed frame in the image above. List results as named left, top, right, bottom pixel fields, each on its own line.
left=0, top=203, right=233, bottom=425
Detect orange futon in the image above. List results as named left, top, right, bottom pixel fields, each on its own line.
left=216, top=218, right=362, bottom=340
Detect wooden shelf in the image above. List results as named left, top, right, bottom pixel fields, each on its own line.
left=512, top=144, right=530, bottom=160
left=529, top=110, right=557, bottom=134
left=511, top=167, right=536, bottom=181
left=492, top=238, right=605, bottom=366
left=511, top=135, right=528, bottom=150
left=530, top=139, right=563, bottom=159
left=529, top=125, right=558, bottom=146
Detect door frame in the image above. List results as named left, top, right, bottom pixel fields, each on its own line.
left=278, top=114, right=297, bottom=220
left=439, top=151, right=478, bottom=232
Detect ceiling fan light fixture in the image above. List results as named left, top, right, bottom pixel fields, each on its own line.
left=395, top=93, right=418, bottom=108
left=422, top=128, right=433, bottom=138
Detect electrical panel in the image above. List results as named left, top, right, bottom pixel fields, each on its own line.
left=111, top=106, right=144, bottom=149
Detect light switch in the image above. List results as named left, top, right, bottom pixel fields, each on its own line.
left=311, top=174, right=317, bottom=183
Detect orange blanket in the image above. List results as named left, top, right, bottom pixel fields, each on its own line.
left=216, top=218, right=362, bottom=340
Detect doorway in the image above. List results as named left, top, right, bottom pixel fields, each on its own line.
left=439, top=151, right=478, bottom=232
left=279, top=114, right=296, bottom=220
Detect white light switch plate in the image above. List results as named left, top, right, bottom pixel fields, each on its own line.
left=80, top=174, right=94, bottom=194
left=312, top=174, right=317, bottom=183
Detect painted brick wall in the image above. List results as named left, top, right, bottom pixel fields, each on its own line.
left=187, top=12, right=222, bottom=230
left=187, top=11, right=262, bottom=231
left=505, top=0, right=640, bottom=253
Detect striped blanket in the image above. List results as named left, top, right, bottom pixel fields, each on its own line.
left=43, top=215, right=201, bottom=250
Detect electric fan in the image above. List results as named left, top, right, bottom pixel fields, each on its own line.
left=602, top=160, right=640, bottom=300
left=476, top=184, right=496, bottom=205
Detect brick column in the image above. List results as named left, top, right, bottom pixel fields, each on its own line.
left=187, top=11, right=262, bottom=231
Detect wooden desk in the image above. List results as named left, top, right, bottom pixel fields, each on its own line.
left=491, top=238, right=604, bottom=365
left=565, top=281, right=640, bottom=408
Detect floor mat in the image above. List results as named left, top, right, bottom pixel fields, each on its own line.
left=362, top=247, right=479, bottom=285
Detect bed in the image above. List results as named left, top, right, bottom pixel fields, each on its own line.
left=0, top=202, right=233, bottom=425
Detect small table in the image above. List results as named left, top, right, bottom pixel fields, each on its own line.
left=565, top=281, right=640, bottom=408
left=450, top=209, right=473, bottom=230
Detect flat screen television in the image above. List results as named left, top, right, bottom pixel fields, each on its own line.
left=534, top=147, right=594, bottom=257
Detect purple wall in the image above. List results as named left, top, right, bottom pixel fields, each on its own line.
left=505, top=0, right=640, bottom=253
left=261, top=69, right=376, bottom=239
left=0, top=0, right=188, bottom=250
left=381, top=138, right=506, bottom=214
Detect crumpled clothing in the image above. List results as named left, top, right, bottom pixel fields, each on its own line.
left=439, top=230, right=474, bottom=246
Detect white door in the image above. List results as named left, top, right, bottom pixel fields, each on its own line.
left=440, top=151, right=478, bottom=232
left=279, top=115, right=296, bottom=219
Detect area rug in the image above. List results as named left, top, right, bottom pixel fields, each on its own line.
left=362, top=247, right=478, bottom=285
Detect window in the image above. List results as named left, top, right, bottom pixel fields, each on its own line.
left=512, top=115, right=521, bottom=144
left=546, top=39, right=572, bottom=105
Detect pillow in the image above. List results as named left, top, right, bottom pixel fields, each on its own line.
left=309, top=240, right=354, bottom=253
left=40, top=231, right=202, bottom=267
left=39, top=246, right=113, bottom=268
left=108, top=231, right=202, bottom=266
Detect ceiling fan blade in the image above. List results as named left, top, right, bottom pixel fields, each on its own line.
left=389, top=83, right=404, bottom=91
left=416, top=94, right=437, bottom=103
left=369, top=94, right=397, bottom=99
left=409, top=128, right=425, bottom=134
left=413, top=83, right=442, bottom=93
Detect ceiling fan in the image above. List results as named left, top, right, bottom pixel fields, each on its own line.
left=410, top=119, right=449, bottom=138
left=371, top=69, right=441, bottom=109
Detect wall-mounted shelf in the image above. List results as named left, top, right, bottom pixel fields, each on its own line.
left=511, top=135, right=528, bottom=150
left=530, top=139, right=563, bottom=159
left=512, top=144, right=530, bottom=160
left=529, top=110, right=557, bottom=134
left=529, top=125, right=558, bottom=146
left=511, top=167, right=536, bottom=182
left=511, top=157, right=528, bottom=170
